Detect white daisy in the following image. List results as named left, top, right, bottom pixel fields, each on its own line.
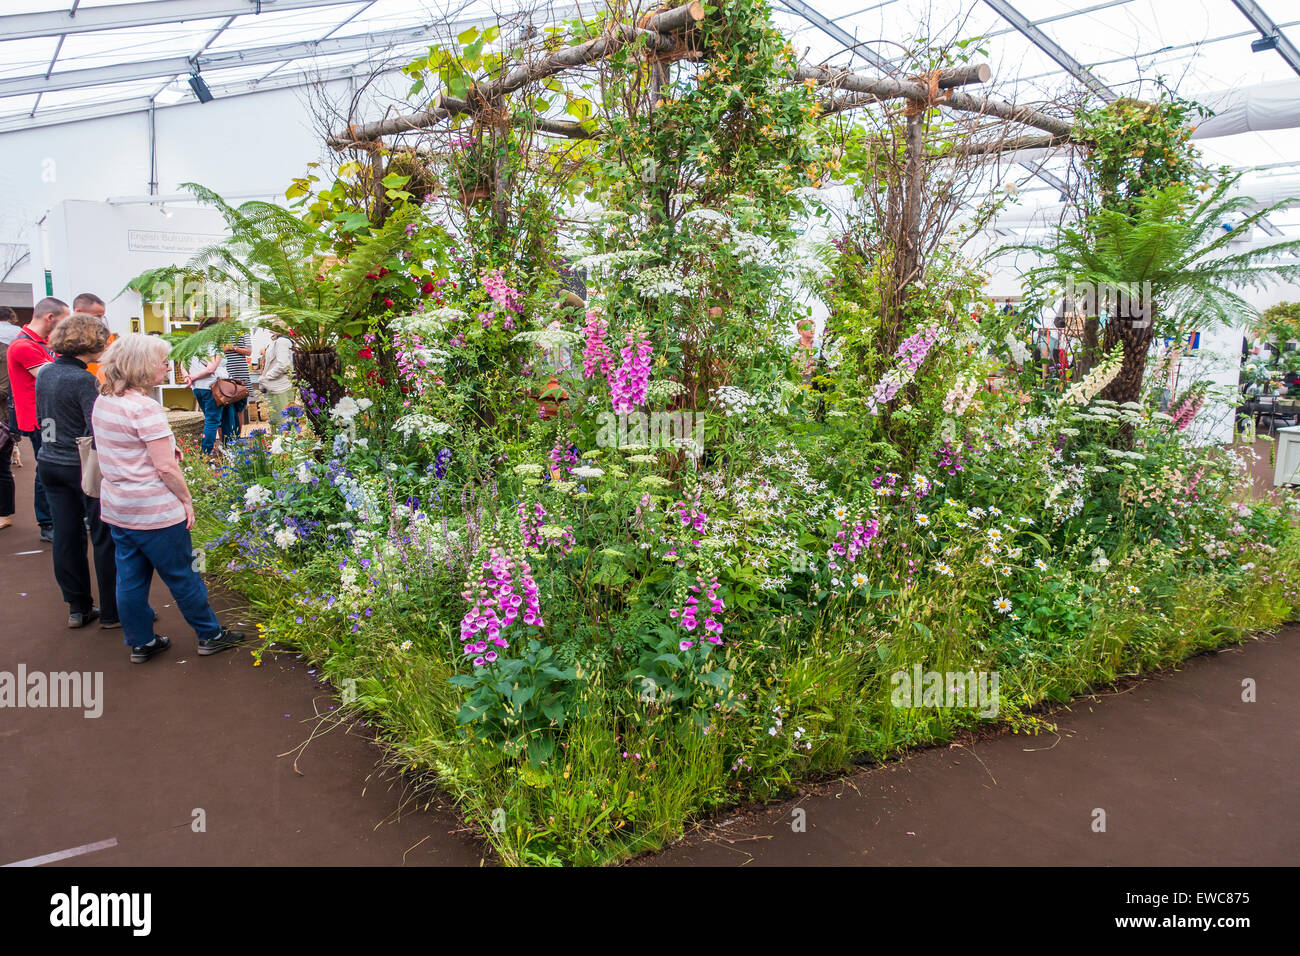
left=993, top=597, right=1012, bottom=614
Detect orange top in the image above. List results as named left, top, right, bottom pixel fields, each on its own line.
left=87, top=333, right=119, bottom=381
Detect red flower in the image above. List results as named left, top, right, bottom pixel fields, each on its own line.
left=400, top=385, right=410, bottom=394
left=420, top=281, right=435, bottom=295
left=357, top=347, right=374, bottom=360
left=364, top=272, right=378, bottom=279
left=378, top=267, right=390, bottom=277
left=383, top=298, right=395, bottom=308
left=377, top=377, right=387, bottom=386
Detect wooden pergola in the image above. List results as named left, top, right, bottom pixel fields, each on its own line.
left=326, top=1, right=1077, bottom=151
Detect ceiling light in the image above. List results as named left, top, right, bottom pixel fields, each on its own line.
left=188, top=72, right=214, bottom=103
left=1251, top=35, right=1280, bottom=53
left=159, top=204, right=173, bottom=218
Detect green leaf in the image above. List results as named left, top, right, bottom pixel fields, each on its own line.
left=339, top=211, right=370, bottom=233
left=525, top=735, right=555, bottom=767
left=540, top=699, right=565, bottom=723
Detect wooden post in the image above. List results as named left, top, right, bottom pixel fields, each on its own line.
left=902, top=109, right=924, bottom=285
left=489, top=93, right=509, bottom=235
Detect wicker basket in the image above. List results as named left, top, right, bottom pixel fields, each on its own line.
left=167, top=410, right=206, bottom=447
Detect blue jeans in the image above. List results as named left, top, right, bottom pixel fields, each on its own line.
left=110, top=520, right=221, bottom=648
left=223, top=396, right=247, bottom=446
left=192, top=388, right=222, bottom=453
left=24, top=423, right=52, bottom=528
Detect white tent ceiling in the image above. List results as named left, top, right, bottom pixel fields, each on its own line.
left=3, top=1, right=1299, bottom=225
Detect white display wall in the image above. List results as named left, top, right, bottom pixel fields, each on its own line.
left=0, top=81, right=341, bottom=297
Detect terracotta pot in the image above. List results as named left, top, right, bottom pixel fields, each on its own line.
left=536, top=375, right=568, bottom=420
left=458, top=184, right=492, bottom=205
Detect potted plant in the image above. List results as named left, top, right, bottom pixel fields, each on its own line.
left=448, top=137, right=495, bottom=205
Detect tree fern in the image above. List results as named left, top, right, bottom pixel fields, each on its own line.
left=123, top=184, right=423, bottom=355
left=1003, top=172, right=1300, bottom=404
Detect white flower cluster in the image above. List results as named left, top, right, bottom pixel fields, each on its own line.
left=632, top=265, right=689, bottom=298
left=1061, top=352, right=1122, bottom=406
left=572, top=249, right=654, bottom=280
left=330, top=396, right=373, bottom=425
left=393, top=307, right=467, bottom=335
left=1004, top=332, right=1032, bottom=365
left=272, top=526, right=296, bottom=550
left=645, top=379, right=686, bottom=404
left=713, top=385, right=761, bottom=419
left=512, top=327, right=582, bottom=349
left=393, top=413, right=452, bottom=441
left=244, top=484, right=273, bottom=508
left=679, top=208, right=732, bottom=227
left=729, top=231, right=782, bottom=269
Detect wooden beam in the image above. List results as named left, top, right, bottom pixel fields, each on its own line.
left=327, top=1, right=705, bottom=149
left=946, top=133, right=1072, bottom=156
left=796, top=63, right=1072, bottom=138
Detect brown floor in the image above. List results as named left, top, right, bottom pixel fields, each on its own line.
left=3, top=439, right=1297, bottom=867
left=1, top=453, right=484, bottom=866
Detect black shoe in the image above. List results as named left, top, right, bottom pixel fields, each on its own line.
left=68, top=606, right=100, bottom=629
left=130, top=635, right=171, bottom=664
left=39, top=526, right=53, bottom=543
left=197, top=627, right=245, bottom=656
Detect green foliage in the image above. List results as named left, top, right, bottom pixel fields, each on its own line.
left=450, top=639, right=581, bottom=766
left=1074, top=94, right=1207, bottom=215
left=1257, top=300, right=1300, bottom=344
left=125, top=185, right=445, bottom=360
left=1013, top=173, right=1300, bottom=341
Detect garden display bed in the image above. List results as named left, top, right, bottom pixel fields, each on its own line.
left=141, top=0, right=1300, bottom=865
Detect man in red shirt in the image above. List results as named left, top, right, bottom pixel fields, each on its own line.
left=7, top=296, right=69, bottom=541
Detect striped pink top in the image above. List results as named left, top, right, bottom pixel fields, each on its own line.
left=92, top=391, right=187, bottom=530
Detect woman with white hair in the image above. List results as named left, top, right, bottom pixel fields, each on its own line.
left=92, top=333, right=243, bottom=664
